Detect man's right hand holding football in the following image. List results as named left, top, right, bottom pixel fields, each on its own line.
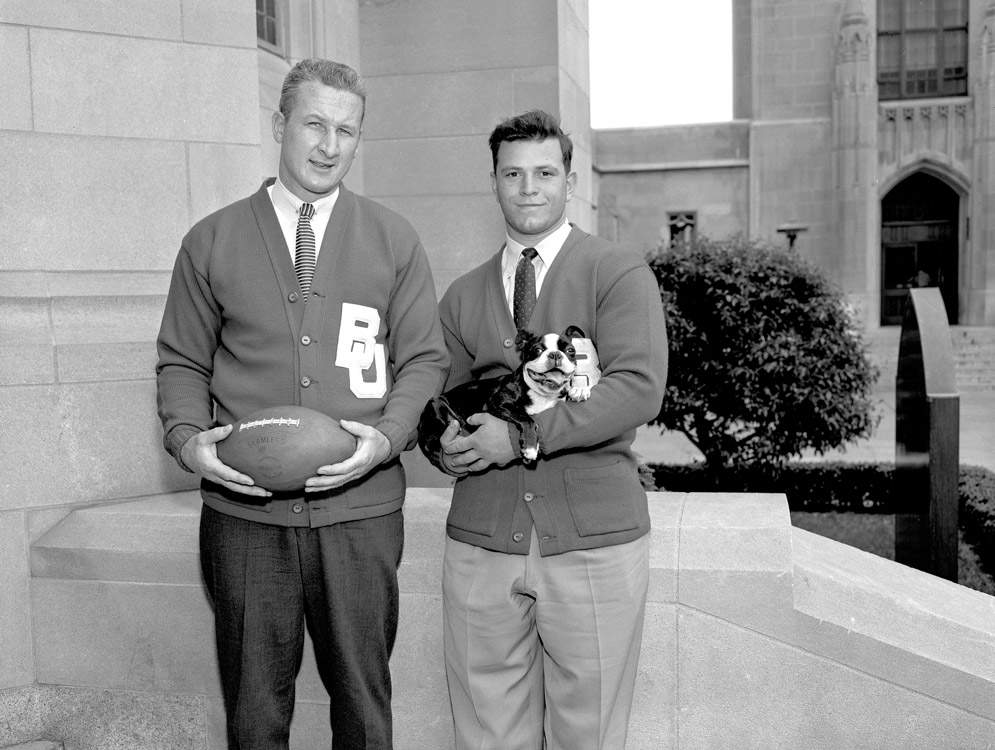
left=180, top=426, right=271, bottom=497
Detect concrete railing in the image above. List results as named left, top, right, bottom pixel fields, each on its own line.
left=7, top=490, right=995, bottom=749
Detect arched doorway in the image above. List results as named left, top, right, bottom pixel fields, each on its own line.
left=880, top=172, right=959, bottom=325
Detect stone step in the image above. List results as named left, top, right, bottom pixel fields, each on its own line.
left=30, top=491, right=201, bottom=583
left=865, top=325, right=995, bottom=390
left=1, top=742, right=65, bottom=750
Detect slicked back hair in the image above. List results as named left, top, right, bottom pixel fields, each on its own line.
left=488, top=109, right=573, bottom=174
left=278, top=58, right=367, bottom=120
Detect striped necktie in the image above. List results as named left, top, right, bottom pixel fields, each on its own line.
left=295, top=203, right=317, bottom=301
left=513, top=247, right=538, bottom=330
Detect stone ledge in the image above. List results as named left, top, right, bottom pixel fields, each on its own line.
left=794, top=528, right=995, bottom=680
left=31, top=493, right=201, bottom=584
left=25, top=489, right=995, bottom=748
left=32, top=490, right=995, bottom=695
left=0, top=685, right=206, bottom=750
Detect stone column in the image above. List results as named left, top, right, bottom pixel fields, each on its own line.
left=0, top=0, right=261, bottom=693
left=969, top=3, right=995, bottom=324
left=832, top=0, right=879, bottom=326
left=358, top=0, right=592, bottom=294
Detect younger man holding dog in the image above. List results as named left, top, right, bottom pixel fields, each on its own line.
left=433, top=110, right=668, bottom=749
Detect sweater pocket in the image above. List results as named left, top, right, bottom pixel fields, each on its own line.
left=345, top=461, right=405, bottom=509
left=446, top=492, right=498, bottom=537
left=563, top=462, right=642, bottom=537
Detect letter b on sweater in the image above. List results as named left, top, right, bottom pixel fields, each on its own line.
left=336, top=303, right=387, bottom=398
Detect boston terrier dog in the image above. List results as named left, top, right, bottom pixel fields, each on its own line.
left=419, top=326, right=597, bottom=469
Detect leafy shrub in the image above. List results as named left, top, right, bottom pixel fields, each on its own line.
left=647, top=237, right=879, bottom=470
left=961, top=465, right=995, bottom=560
left=649, top=461, right=995, bottom=577
left=652, top=461, right=895, bottom=512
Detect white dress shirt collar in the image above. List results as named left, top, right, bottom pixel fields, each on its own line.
left=502, top=219, right=572, bottom=271
left=270, top=177, right=339, bottom=219
left=501, top=219, right=572, bottom=310
left=267, top=178, right=339, bottom=259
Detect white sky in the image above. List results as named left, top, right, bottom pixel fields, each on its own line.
left=589, top=0, right=733, bottom=129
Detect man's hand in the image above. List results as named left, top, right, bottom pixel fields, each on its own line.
left=307, top=420, right=390, bottom=492
left=444, top=413, right=515, bottom=472
left=437, top=420, right=470, bottom=476
left=180, top=426, right=272, bottom=498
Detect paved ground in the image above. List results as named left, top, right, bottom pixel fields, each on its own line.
left=632, top=387, right=995, bottom=472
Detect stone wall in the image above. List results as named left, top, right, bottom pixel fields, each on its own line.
left=0, top=0, right=262, bottom=695
left=594, top=122, right=751, bottom=253
left=5, top=490, right=993, bottom=749
left=358, top=0, right=594, bottom=295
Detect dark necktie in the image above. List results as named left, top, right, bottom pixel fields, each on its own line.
left=513, top=247, right=538, bottom=330
left=295, top=203, right=317, bottom=301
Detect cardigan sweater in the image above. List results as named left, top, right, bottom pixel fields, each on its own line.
left=156, top=180, right=448, bottom=527
left=438, top=226, right=668, bottom=556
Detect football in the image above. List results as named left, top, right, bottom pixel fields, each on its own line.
left=216, top=406, right=356, bottom=492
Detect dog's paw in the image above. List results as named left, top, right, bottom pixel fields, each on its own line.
left=519, top=421, right=540, bottom=463
left=567, top=382, right=592, bottom=401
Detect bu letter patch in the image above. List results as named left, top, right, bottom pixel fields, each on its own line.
left=335, top=303, right=387, bottom=398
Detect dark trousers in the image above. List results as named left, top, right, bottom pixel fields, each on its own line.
left=199, top=504, right=404, bottom=750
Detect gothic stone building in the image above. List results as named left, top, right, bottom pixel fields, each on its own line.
left=595, top=0, right=995, bottom=329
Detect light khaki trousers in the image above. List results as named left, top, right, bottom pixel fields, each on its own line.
left=443, top=529, right=649, bottom=750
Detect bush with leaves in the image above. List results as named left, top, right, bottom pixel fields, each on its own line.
left=647, top=236, right=879, bottom=471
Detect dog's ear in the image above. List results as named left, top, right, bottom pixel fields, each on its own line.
left=563, top=325, right=586, bottom=340
left=514, top=329, right=541, bottom=352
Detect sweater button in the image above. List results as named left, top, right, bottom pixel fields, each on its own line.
left=301, top=376, right=311, bottom=387
left=512, top=532, right=524, bottom=543
left=503, top=338, right=514, bottom=348
left=289, top=292, right=299, bottom=303
left=292, top=503, right=304, bottom=514
left=301, top=335, right=311, bottom=345
left=524, top=492, right=534, bottom=502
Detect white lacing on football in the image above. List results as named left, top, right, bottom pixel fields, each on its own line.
left=238, top=417, right=302, bottom=431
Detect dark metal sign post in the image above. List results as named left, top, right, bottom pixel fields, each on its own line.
left=894, top=288, right=960, bottom=581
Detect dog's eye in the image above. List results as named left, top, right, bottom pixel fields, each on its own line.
left=565, top=346, right=575, bottom=356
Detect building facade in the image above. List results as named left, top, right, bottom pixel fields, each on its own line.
left=595, top=0, right=995, bottom=328
left=0, top=0, right=589, bottom=711
left=3, top=0, right=994, bottom=741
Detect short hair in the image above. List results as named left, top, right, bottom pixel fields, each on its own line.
left=488, top=109, right=573, bottom=174
left=278, top=59, right=367, bottom=119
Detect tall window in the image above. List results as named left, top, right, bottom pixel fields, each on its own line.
left=668, top=212, right=697, bottom=248
left=257, top=0, right=284, bottom=54
left=878, top=0, right=968, bottom=100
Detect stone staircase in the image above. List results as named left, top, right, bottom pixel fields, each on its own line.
left=864, top=326, right=995, bottom=391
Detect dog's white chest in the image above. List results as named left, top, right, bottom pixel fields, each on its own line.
left=525, top=391, right=564, bottom=415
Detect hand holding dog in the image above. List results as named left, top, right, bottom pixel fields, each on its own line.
left=438, top=421, right=469, bottom=475
left=444, top=413, right=515, bottom=472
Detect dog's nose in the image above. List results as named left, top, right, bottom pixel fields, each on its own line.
left=549, top=351, right=562, bottom=364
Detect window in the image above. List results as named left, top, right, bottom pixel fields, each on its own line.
left=668, top=212, right=697, bottom=248
left=877, top=0, right=967, bottom=100
left=257, top=0, right=285, bottom=55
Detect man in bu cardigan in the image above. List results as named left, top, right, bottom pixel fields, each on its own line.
left=430, top=110, right=668, bottom=750
left=155, top=59, right=447, bottom=749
